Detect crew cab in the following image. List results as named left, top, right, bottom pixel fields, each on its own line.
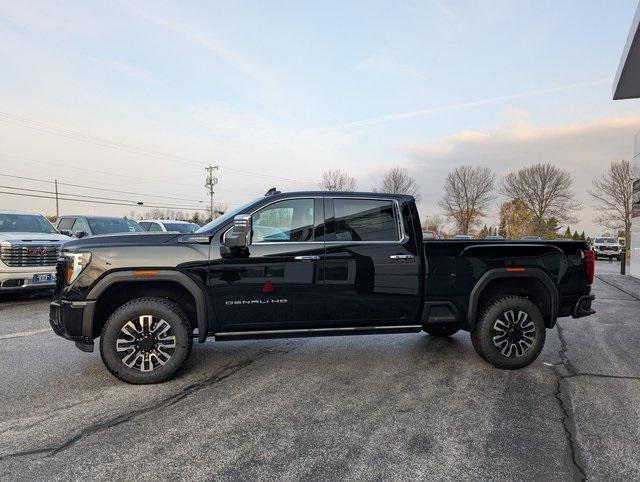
left=0, top=210, right=71, bottom=292
left=55, top=215, right=143, bottom=239
left=50, top=190, right=596, bottom=383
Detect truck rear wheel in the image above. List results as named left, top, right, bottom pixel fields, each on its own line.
left=423, top=323, right=460, bottom=337
left=100, top=297, right=193, bottom=384
left=471, top=295, right=545, bottom=369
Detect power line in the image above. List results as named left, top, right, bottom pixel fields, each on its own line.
left=0, top=190, right=208, bottom=212
left=0, top=112, right=316, bottom=182
left=0, top=185, right=205, bottom=209
left=0, top=171, right=206, bottom=203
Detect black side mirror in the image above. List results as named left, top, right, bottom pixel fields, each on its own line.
left=224, top=215, right=251, bottom=248
left=75, top=231, right=87, bottom=239
left=59, top=230, right=72, bottom=236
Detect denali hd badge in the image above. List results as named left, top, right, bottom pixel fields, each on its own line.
left=225, top=299, right=288, bottom=305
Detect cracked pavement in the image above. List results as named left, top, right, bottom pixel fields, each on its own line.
left=0, top=260, right=638, bottom=480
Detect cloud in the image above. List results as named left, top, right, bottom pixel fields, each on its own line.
left=404, top=114, right=640, bottom=234
left=325, top=79, right=610, bottom=130
left=90, top=57, right=155, bottom=82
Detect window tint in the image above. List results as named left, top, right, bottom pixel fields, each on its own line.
left=162, top=223, right=194, bottom=233
left=71, top=218, right=89, bottom=235
left=86, top=218, right=143, bottom=235
left=149, top=223, right=163, bottom=232
left=334, top=199, right=399, bottom=242
left=57, top=217, right=75, bottom=231
left=252, top=199, right=314, bottom=243
left=139, top=222, right=151, bottom=231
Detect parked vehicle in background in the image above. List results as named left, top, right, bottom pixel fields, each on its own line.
left=55, top=216, right=143, bottom=238
left=139, top=219, right=199, bottom=233
left=453, top=234, right=473, bottom=240
left=422, top=230, right=439, bottom=240
left=50, top=189, right=596, bottom=384
left=484, top=235, right=504, bottom=240
left=520, top=236, right=542, bottom=241
left=0, top=210, right=71, bottom=292
left=592, top=237, right=621, bottom=260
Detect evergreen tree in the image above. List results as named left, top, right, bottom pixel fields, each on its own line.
left=580, top=231, right=585, bottom=240
left=572, top=230, right=580, bottom=240
left=564, top=226, right=572, bottom=239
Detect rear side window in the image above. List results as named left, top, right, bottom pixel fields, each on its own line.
left=139, top=222, right=151, bottom=231
left=149, top=223, right=163, bottom=232
left=333, top=199, right=399, bottom=242
left=57, top=218, right=75, bottom=231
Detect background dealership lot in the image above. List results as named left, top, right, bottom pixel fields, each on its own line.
left=0, top=260, right=638, bottom=480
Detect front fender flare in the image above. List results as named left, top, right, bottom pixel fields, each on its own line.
left=86, top=270, right=209, bottom=342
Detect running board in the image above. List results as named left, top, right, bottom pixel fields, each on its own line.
left=214, top=325, right=423, bottom=341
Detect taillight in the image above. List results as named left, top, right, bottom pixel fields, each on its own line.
left=584, top=250, right=595, bottom=284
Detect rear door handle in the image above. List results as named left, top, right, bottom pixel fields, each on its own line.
left=389, top=254, right=414, bottom=260
left=294, top=255, right=320, bottom=261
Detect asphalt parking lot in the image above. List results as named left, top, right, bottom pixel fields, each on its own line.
left=0, top=260, right=638, bottom=480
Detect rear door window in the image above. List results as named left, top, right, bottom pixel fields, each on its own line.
left=333, top=199, right=399, bottom=242
left=57, top=217, right=75, bottom=231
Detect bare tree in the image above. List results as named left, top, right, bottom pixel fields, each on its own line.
left=439, top=166, right=496, bottom=234
left=374, top=167, right=421, bottom=201
left=318, top=169, right=357, bottom=191
left=422, top=214, right=445, bottom=233
left=589, top=159, right=633, bottom=245
left=500, top=163, right=580, bottom=233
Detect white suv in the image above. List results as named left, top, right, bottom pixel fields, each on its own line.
left=0, top=211, right=71, bottom=292
left=592, top=237, right=622, bottom=260
left=138, top=219, right=199, bottom=233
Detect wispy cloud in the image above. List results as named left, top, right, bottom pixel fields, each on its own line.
left=121, top=1, right=262, bottom=80
left=325, top=79, right=611, bottom=130
left=90, top=57, right=155, bottom=82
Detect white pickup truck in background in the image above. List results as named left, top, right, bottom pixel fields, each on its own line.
left=592, top=236, right=622, bottom=260
left=0, top=211, right=70, bottom=292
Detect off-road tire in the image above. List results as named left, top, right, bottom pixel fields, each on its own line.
left=100, top=297, right=193, bottom=384
left=471, top=295, right=545, bottom=369
left=423, top=323, right=460, bottom=337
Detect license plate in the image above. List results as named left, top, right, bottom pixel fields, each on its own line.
left=33, top=273, right=53, bottom=284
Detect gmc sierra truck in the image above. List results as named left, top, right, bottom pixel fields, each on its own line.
left=50, top=190, right=596, bottom=384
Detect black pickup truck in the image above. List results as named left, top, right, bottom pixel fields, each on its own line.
left=50, top=190, right=596, bottom=383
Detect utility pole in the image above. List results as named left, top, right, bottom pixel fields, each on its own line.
left=204, top=165, right=219, bottom=222
left=54, top=179, right=59, bottom=218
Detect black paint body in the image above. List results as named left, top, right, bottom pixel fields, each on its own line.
left=50, top=192, right=594, bottom=349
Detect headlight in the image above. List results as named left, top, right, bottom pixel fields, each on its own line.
left=64, top=252, right=91, bottom=285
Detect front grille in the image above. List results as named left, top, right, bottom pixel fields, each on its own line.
left=0, top=243, right=60, bottom=267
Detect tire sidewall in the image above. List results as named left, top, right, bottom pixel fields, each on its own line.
left=472, top=296, right=545, bottom=369
left=100, top=298, right=192, bottom=384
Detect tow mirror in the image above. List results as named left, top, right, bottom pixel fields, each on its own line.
left=75, top=231, right=87, bottom=239
left=220, top=215, right=251, bottom=259
left=59, top=230, right=72, bottom=237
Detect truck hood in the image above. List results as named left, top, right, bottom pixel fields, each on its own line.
left=0, top=232, right=71, bottom=243
left=62, top=232, right=182, bottom=250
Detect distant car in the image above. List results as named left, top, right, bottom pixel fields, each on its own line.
left=139, top=220, right=200, bottom=233
left=520, top=236, right=542, bottom=241
left=0, top=210, right=71, bottom=291
left=422, top=230, right=439, bottom=240
left=452, top=234, right=473, bottom=240
left=55, top=216, right=143, bottom=238
left=592, top=237, right=621, bottom=260
left=484, top=235, right=504, bottom=240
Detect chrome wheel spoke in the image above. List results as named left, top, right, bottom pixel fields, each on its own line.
left=116, top=315, right=176, bottom=372
left=492, top=309, right=536, bottom=359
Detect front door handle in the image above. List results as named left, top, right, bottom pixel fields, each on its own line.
left=389, top=254, right=414, bottom=260
left=294, top=255, right=320, bottom=261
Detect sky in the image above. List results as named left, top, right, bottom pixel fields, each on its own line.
left=1, top=0, right=639, bottom=235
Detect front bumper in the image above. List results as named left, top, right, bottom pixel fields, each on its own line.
left=49, top=299, right=96, bottom=352
left=0, top=269, right=56, bottom=291
left=572, top=293, right=596, bottom=318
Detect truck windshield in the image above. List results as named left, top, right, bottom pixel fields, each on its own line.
left=87, top=218, right=143, bottom=235
left=595, top=238, right=616, bottom=244
left=196, top=198, right=261, bottom=234
left=0, top=213, right=57, bottom=234
left=163, top=223, right=198, bottom=233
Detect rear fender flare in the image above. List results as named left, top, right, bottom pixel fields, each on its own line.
left=467, top=268, right=559, bottom=329
left=86, top=270, right=209, bottom=342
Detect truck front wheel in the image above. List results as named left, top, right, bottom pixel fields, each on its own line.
left=471, top=295, right=545, bottom=369
left=100, top=297, right=193, bottom=384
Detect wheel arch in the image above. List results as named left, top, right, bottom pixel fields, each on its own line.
left=87, top=270, right=209, bottom=342
left=467, top=268, right=559, bottom=330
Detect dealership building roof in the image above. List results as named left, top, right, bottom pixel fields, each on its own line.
left=614, top=2, right=640, bottom=99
